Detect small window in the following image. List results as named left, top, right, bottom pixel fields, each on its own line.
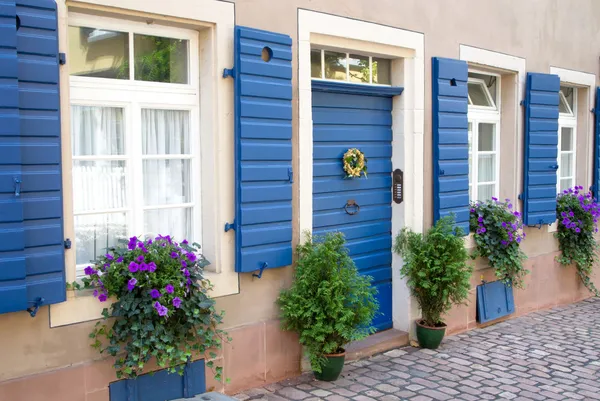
left=468, top=73, right=497, bottom=109
left=311, top=48, right=391, bottom=85
left=134, top=34, right=189, bottom=84
left=558, top=86, right=577, bottom=193
left=559, top=86, right=575, bottom=116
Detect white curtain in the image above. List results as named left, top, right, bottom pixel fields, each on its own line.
left=142, top=109, right=192, bottom=242
left=71, top=106, right=127, bottom=268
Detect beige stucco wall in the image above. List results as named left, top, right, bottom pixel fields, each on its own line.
left=1, top=0, right=600, bottom=388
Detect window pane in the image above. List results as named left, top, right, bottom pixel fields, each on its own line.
left=348, top=54, right=369, bottom=83
left=469, top=73, right=497, bottom=104
left=324, top=51, right=346, bottom=81
left=560, top=178, right=574, bottom=192
left=144, top=208, right=192, bottom=242
left=143, top=160, right=191, bottom=206
left=311, top=49, right=322, bottom=78
left=478, top=123, right=496, bottom=151
left=561, top=127, right=573, bottom=151
left=372, top=57, right=391, bottom=85
left=71, top=106, right=125, bottom=156
left=560, top=153, right=573, bottom=177
left=468, top=122, right=473, bottom=152
left=468, top=82, right=493, bottom=107
left=560, top=86, right=575, bottom=114
left=477, top=183, right=496, bottom=201
left=142, top=109, right=190, bottom=155
left=134, top=34, right=189, bottom=84
left=478, top=154, right=496, bottom=182
left=75, top=213, right=127, bottom=265
left=68, top=26, right=129, bottom=79
left=73, top=161, right=127, bottom=213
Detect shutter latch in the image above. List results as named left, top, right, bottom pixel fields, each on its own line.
left=64, top=238, right=72, bottom=249
left=224, top=220, right=236, bottom=232
left=14, top=177, right=21, bottom=197
left=288, top=167, right=294, bottom=183
left=222, top=68, right=235, bottom=78
left=59, top=53, right=66, bottom=65
left=27, top=297, right=44, bottom=318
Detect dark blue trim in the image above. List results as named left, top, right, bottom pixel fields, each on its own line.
left=311, top=80, right=403, bottom=97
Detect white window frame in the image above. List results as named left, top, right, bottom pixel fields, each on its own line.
left=557, top=86, right=577, bottom=193
left=468, top=71, right=501, bottom=202
left=311, top=48, right=392, bottom=86
left=68, top=14, right=201, bottom=278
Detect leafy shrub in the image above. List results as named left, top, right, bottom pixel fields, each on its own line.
left=394, top=216, right=471, bottom=327
left=75, top=235, right=226, bottom=380
left=470, top=198, right=528, bottom=287
left=277, top=232, right=378, bottom=373
left=555, top=186, right=600, bottom=295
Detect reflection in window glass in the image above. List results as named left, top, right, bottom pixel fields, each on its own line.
left=75, top=213, right=127, bottom=265
left=468, top=82, right=493, bottom=107
left=134, top=34, right=189, bottom=83
left=469, top=73, right=497, bottom=103
left=68, top=26, right=129, bottom=79
left=372, top=57, right=391, bottom=85
left=324, top=51, right=347, bottom=81
left=560, top=86, right=575, bottom=114
left=311, top=49, right=322, bottom=78
left=348, top=54, right=369, bottom=83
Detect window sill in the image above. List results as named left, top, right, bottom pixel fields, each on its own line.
left=50, top=269, right=239, bottom=327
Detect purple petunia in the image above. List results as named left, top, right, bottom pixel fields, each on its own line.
left=477, top=216, right=483, bottom=223
left=182, top=239, right=189, bottom=245
left=501, top=222, right=507, bottom=228
left=139, top=262, right=148, bottom=272
left=127, top=278, right=137, bottom=291
left=165, top=284, right=174, bottom=294
left=128, top=236, right=138, bottom=250
left=116, top=256, right=124, bottom=263
left=136, top=255, right=144, bottom=263
left=182, top=268, right=190, bottom=278
left=186, top=252, right=197, bottom=263
left=98, top=293, right=108, bottom=302
left=150, top=289, right=161, bottom=299
left=84, top=266, right=96, bottom=276
left=170, top=252, right=179, bottom=259
left=172, top=297, right=182, bottom=308
left=575, top=227, right=581, bottom=233
left=148, top=262, right=157, bottom=273
left=154, top=301, right=168, bottom=316
left=181, top=260, right=187, bottom=268
left=105, top=254, right=114, bottom=260
left=128, top=262, right=140, bottom=273
left=93, top=289, right=98, bottom=297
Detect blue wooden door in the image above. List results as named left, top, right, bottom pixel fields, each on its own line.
left=312, top=82, right=400, bottom=331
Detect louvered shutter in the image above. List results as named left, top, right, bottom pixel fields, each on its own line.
left=230, top=26, right=293, bottom=274
left=431, top=57, right=470, bottom=235
left=521, top=73, right=560, bottom=226
left=593, top=88, right=600, bottom=201
left=0, top=0, right=65, bottom=315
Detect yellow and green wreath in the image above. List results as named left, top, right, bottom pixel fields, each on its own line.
left=343, top=148, right=367, bottom=178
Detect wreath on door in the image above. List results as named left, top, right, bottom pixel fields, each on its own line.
left=343, top=148, right=368, bottom=178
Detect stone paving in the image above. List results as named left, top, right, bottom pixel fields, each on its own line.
left=234, top=298, right=600, bottom=401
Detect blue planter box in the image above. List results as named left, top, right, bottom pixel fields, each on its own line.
left=476, top=280, right=515, bottom=324
left=109, top=360, right=206, bottom=401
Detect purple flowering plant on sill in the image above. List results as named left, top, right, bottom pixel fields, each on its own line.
left=74, top=235, right=227, bottom=381
left=555, top=186, right=600, bottom=296
left=469, top=197, right=528, bottom=288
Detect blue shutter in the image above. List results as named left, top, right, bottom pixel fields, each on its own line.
left=431, top=57, right=470, bottom=234
left=0, top=0, right=65, bottom=315
left=476, top=280, right=515, bottom=324
left=230, top=26, right=293, bottom=274
left=109, top=360, right=206, bottom=401
left=593, top=87, right=600, bottom=201
left=521, top=73, right=560, bottom=226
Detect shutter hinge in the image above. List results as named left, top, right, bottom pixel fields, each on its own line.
left=64, top=238, right=72, bottom=249
left=252, top=262, right=268, bottom=279
left=27, top=297, right=44, bottom=317
left=224, top=220, right=236, bottom=232
left=288, top=167, right=294, bottom=183
left=222, top=68, right=235, bottom=78
left=59, top=53, right=66, bottom=65
left=518, top=193, right=523, bottom=200
left=520, top=100, right=527, bottom=107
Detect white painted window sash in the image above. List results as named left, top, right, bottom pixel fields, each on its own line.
left=557, top=87, right=577, bottom=193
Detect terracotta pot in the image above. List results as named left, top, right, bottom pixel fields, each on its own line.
left=416, top=320, right=447, bottom=349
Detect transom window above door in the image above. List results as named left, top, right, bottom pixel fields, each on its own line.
left=68, top=15, right=200, bottom=279
left=558, top=86, right=577, bottom=192
left=310, top=48, right=392, bottom=85
left=467, top=71, right=500, bottom=202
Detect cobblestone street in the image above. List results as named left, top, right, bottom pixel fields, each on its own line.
left=234, top=298, right=600, bottom=401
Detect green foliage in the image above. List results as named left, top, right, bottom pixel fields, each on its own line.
left=118, top=36, right=187, bottom=83
left=555, top=186, right=600, bottom=296
left=470, top=199, right=528, bottom=288
left=75, top=236, right=226, bottom=380
left=394, top=216, right=471, bottom=327
left=277, top=232, right=378, bottom=373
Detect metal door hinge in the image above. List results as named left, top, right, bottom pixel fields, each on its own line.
left=224, top=220, right=236, bottom=232
left=64, top=238, right=72, bottom=249
left=59, top=53, right=66, bottom=65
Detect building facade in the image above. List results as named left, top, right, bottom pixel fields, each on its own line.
left=1, top=0, right=600, bottom=400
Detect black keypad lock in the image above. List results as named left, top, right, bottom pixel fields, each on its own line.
left=393, top=169, right=403, bottom=204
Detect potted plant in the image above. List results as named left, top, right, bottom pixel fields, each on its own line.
left=73, top=235, right=226, bottom=381
left=277, top=232, right=378, bottom=381
left=393, top=216, right=471, bottom=349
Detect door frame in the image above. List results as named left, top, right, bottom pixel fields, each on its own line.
left=298, top=9, right=425, bottom=334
